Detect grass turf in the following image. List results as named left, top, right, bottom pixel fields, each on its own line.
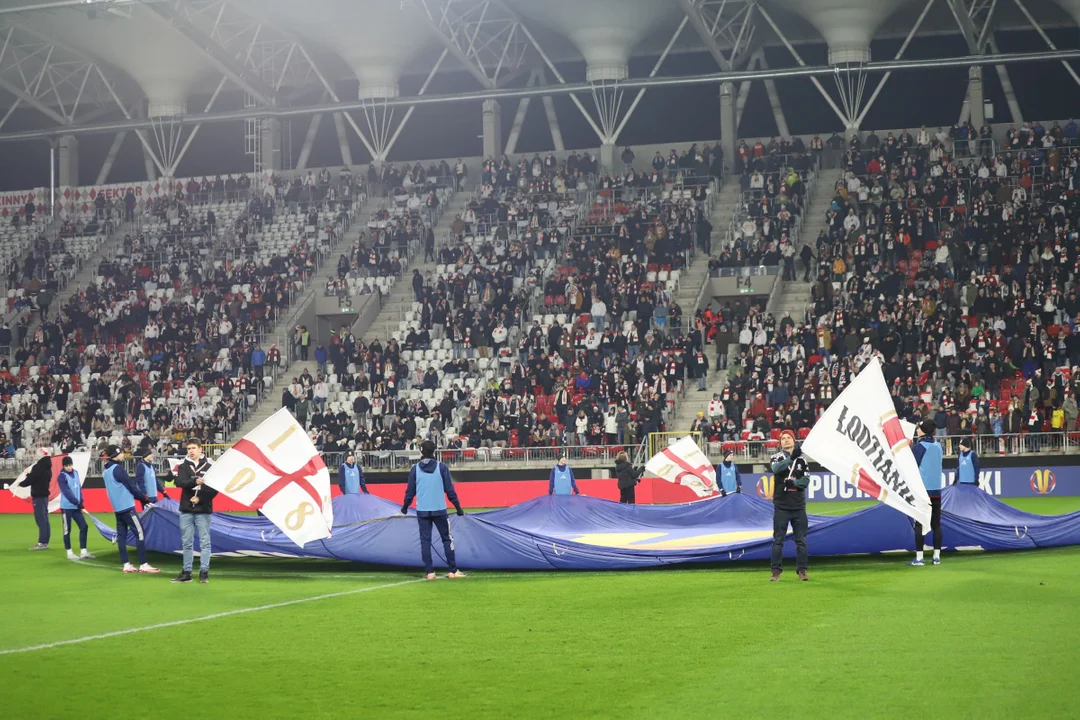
left=2, top=498, right=1079, bottom=720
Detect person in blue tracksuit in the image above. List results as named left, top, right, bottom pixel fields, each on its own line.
left=135, top=448, right=166, bottom=510
left=911, top=421, right=944, bottom=566
left=338, top=455, right=369, bottom=495
left=715, top=451, right=742, bottom=496
left=401, top=440, right=465, bottom=579
left=102, top=446, right=159, bottom=574
left=954, top=438, right=981, bottom=487
left=57, top=455, right=94, bottom=561
left=548, top=455, right=580, bottom=495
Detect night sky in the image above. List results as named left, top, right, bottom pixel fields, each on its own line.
left=0, top=27, right=1079, bottom=191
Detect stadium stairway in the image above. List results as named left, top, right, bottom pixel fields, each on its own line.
left=233, top=193, right=468, bottom=439
left=666, top=181, right=744, bottom=435
left=674, top=180, right=742, bottom=315
left=27, top=220, right=136, bottom=335
left=359, top=192, right=470, bottom=345
left=771, top=166, right=843, bottom=323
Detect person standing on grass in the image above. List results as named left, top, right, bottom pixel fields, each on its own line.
left=769, top=430, right=809, bottom=581
left=173, top=439, right=216, bottom=584
left=911, top=421, right=944, bottom=567
left=20, top=447, right=53, bottom=550
left=548, top=455, right=580, bottom=496
left=954, top=437, right=981, bottom=487
left=400, top=440, right=466, bottom=580
left=102, top=445, right=159, bottom=574
left=135, top=448, right=165, bottom=510
left=716, top=451, right=742, bottom=496
left=614, top=451, right=643, bottom=504
left=57, top=455, right=93, bottom=561
left=338, top=454, right=369, bottom=495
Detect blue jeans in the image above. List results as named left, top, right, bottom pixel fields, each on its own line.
left=32, top=497, right=50, bottom=545
left=180, top=512, right=212, bottom=573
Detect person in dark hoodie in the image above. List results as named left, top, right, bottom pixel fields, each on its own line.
left=102, top=445, right=159, bottom=574
left=715, top=451, right=742, bottom=496
left=20, top=447, right=54, bottom=550
left=911, top=420, right=944, bottom=566
left=769, top=430, right=810, bottom=581
left=173, top=438, right=216, bottom=583
left=614, top=451, right=643, bottom=504
left=401, top=440, right=466, bottom=580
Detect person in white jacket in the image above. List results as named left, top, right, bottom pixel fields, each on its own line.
left=575, top=411, right=589, bottom=446
left=604, top=406, right=618, bottom=445
left=843, top=208, right=860, bottom=234
left=313, top=379, right=328, bottom=412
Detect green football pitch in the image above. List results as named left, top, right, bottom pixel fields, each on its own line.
left=2, top=498, right=1079, bottom=720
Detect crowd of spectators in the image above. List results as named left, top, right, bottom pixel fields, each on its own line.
left=279, top=148, right=722, bottom=463
left=695, top=122, right=1080, bottom=455
left=0, top=178, right=352, bottom=463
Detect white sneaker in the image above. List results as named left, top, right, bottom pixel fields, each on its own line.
left=447, top=571, right=467, bottom=579
left=80, top=550, right=96, bottom=559
left=67, top=550, right=79, bottom=560
left=425, top=572, right=437, bottom=580
left=139, top=563, right=160, bottom=574
left=123, top=563, right=138, bottom=573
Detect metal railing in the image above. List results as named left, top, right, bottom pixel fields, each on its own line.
left=0, top=440, right=653, bottom=478
left=699, top=431, right=1080, bottom=463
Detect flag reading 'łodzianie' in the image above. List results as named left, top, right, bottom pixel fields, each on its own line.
left=802, top=358, right=933, bottom=528
left=202, top=408, right=333, bottom=547
left=645, top=436, right=718, bottom=498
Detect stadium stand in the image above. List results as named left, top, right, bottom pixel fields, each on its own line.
left=0, top=170, right=366, bottom=468
left=254, top=146, right=735, bottom=468
left=706, top=124, right=1080, bottom=459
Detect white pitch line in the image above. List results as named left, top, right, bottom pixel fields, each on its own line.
left=75, top=560, right=408, bottom=581
left=0, top=579, right=422, bottom=657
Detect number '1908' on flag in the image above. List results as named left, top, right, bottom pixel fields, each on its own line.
left=202, top=408, right=333, bottom=547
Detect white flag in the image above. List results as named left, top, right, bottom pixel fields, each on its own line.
left=802, top=357, right=933, bottom=528
left=644, top=435, right=718, bottom=498
left=202, top=408, right=333, bottom=547
left=9, top=451, right=91, bottom=513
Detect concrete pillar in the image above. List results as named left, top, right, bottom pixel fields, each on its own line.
left=58, top=134, right=79, bottom=187
left=599, top=142, right=617, bottom=174
left=968, top=66, right=985, bottom=129
left=260, top=118, right=283, bottom=172
left=720, top=81, right=736, bottom=173
left=482, top=99, right=502, bottom=160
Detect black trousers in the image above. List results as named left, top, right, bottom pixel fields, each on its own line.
left=114, top=509, right=147, bottom=566
left=32, top=497, right=50, bottom=544
left=619, top=486, right=636, bottom=504
left=771, top=506, right=808, bottom=571
left=418, top=514, right=457, bottom=574
left=62, top=509, right=88, bottom=550
left=914, top=495, right=943, bottom=551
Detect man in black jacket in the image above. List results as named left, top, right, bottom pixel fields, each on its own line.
left=172, top=439, right=217, bottom=584
left=769, top=430, right=810, bottom=581
left=614, top=451, right=643, bottom=504
left=20, top=448, right=54, bottom=550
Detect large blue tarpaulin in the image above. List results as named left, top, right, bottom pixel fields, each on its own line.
left=91, top=485, right=1080, bottom=570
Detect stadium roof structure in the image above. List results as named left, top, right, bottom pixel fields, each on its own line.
left=0, top=0, right=1078, bottom=177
